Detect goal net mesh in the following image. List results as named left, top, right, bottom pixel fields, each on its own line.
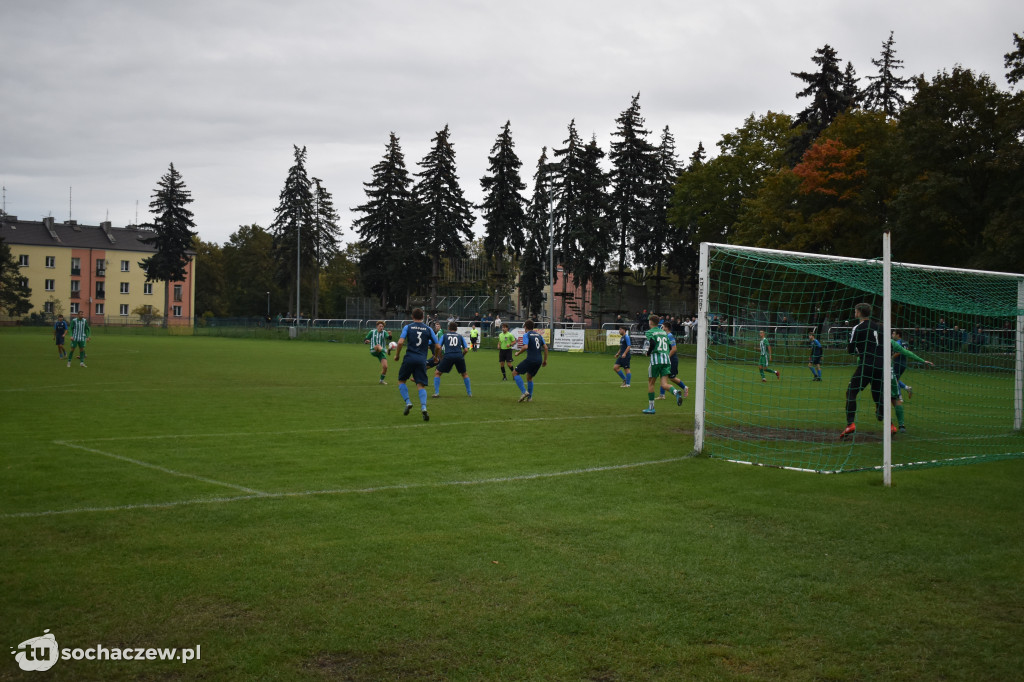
left=701, top=244, right=1024, bottom=472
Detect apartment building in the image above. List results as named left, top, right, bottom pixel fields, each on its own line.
left=1, top=215, right=195, bottom=325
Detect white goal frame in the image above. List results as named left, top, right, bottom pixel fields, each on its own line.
left=694, top=237, right=1024, bottom=486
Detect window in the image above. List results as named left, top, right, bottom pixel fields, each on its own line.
left=46, top=256, right=56, bottom=268
left=20, top=277, right=29, bottom=289
left=71, top=280, right=80, bottom=292
left=45, top=279, right=55, bottom=292
left=119, top=304, right=129, bottom=316
left=70, top=303, right=80, bottom=314
left=44, top=301, right=54, bottom=314
left=121, top=260, right=129, bottom=272
left=173, top=284, right=183, bottom=302
left=71, top=258, right=80, bottom=276
left=95, top=303, right=104, bottom=315
left=95, top=282, right=105, bottom=299
left=173, top=305, right=182, bottom=317
left=143, top=282, right=153, bottom=295
left=18, top=254, right=28, bottom=266
left=120, top=282, right=129, bottom=294
left=96, top=259, right=106, bottom=277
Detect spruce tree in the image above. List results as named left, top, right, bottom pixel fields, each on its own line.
left=518, top=148, right=554, bottom=320
left=410, top=125, right=475, bottom=311
left=862, top=31, right=912, bottom=117
left=567, top=135, right=613, bottom=321
left=480, top=121, right=528, bottom=310
left=139, top=162, right=198, bottom=326
left=1004, top=32, right=1024, bottom=86
left=0, top=236, right=32, bottom=316
left=609, top=93, right=657, bottom=313
left=310, top=177, right=341, bottom=318
left=551, top=120, right=587, bottom=321
left=353, top=133, right=421, bottom=313
left=788, top=45, right=856, bottom=164
left=270, top=145, right=315, bottom=318
left=638, top=126, right=679, bottom=311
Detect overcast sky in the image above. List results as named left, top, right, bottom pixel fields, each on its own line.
left=2, top=0, right=1018, bottom=245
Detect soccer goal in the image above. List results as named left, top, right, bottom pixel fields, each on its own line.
left=694, top=237, right=1024, bottom=482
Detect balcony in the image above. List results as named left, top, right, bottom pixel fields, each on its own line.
left=95, top=291, right=105, bottom=300
left=96, top=268, right=106, bottom=277
left=70, top=291, right=80, bottom=299
left=71, top=268, right=81, bottom=276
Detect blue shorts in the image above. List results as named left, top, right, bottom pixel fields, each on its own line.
left=515, top=359, right=542, bottom=377
left=55, top=335, right=65, bottom=345
left=436, top=355, right=467, bottom=375
left=398, top=357, right=429, bottom=386
left=614, top=352, right=631, bottom=368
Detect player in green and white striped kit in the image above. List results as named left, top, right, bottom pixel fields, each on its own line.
left=363, top=321, right=393, bottom=384
left=67, top=310, right=91, bottom=368
left=758, top=330, right=781, bottom=382
left=889, top=338, right=934, bottom=433
left=642, top=316, right=683, bottom=414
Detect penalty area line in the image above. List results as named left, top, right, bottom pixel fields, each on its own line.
left=55, top=440, right=267, bottom=496
left=63, top=413, right=644, bottom=443
left=1, top=454, right=694, bottom=519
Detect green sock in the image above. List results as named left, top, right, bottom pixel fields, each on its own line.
left=894, top=403, right=905, bottom=427
left=759, top=369, right=765, bottom=379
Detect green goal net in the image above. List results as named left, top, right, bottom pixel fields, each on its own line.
left=694, top=241, right=1024, bottom=475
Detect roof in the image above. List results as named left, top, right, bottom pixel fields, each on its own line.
left=0, top=216, right=161, bottom=253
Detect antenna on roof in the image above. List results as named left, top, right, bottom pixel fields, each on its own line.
left=2, top=185, right=5, bottom=216
left=135, top=200, right=139, bottom=226
left=69, top=186, right=72, bottom=221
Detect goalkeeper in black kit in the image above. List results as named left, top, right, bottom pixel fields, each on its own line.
left=839, top=303, right=885, bottom=439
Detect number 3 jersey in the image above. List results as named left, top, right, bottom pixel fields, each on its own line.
left=400, top=321, right=439, bottom=359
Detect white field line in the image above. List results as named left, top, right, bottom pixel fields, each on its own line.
left=65, top=413, right=643, bottom=443
left=0, top=455, right=693, bottom=519
left=55, top=440, right=267, bottom=496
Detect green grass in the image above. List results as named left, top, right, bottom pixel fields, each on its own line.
left=1, top=330, right=1023, bottom=680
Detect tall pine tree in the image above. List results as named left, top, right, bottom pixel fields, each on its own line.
left=0, top=236, right=32, bottom=316
left=270, top=145, right=315, bottom=318
left=638, top=126, right=679, bottom=311
left=518, top=148, right=554, bottom=319
left=788, top=45, right=857, bottom=164
left=551, top=120, right=587, bottom=321
left=862, top=31, right=911, bottom=117
left=567, top=135, right=613, bottom=321
left=609, top=93, right=657, bottom=313
left=139, top=162, right=198, bottom=327
left=310, top=177, right=341, bottom=318
left=410, top=124, right=475, bottom=311
left=353, top=133, right=421, bottom=313
left=480, top=121, right=528, bottom=312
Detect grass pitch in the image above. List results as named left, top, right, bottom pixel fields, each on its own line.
left=1, top=330, right=1022, bottom=680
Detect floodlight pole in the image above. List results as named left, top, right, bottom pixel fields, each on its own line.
left=296, top=213, right=301, bottom=330
left=266, top=291, right=270, bottom=319
left=549, top=191, right=555, bottom=346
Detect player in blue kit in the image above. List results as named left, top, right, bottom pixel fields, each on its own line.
left=512, top=319, right=548, bottom=403
left=808, top=332, right=823, bottom=381
left=433, top=322, right=472, bottom=398
left=613, top=325, right=632, bottom=387
left=393, top=308, right=440, bottom=421
left=53, top=314, right=68, bottom=359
